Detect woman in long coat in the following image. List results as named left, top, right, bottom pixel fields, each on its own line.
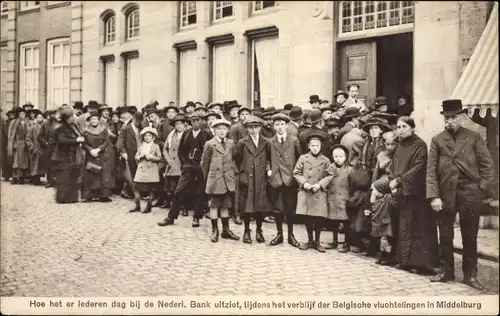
left=81, top=113, right=114, bottom=202
left=25, top=109, right=45, bottom=185
left=7, top=107, right=31, bottom=184
left=38, top=110, right=57, bottom=187
left=391, top=116, right=439, bottom=274
left=51, top=108, right=84, bottom=203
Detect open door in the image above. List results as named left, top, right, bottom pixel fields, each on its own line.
left=339, top=41, right=376, bottom=105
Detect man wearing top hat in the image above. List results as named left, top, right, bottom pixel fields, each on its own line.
left=308, top=95, right=321, bottom=110
left=427, top=99, right=495, bottom=291
left=298, top=109, right=332, bottom=160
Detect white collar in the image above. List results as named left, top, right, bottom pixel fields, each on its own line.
left=216, top=137, right=225, bottom=143
left=277, top=132, right=287, bottom=140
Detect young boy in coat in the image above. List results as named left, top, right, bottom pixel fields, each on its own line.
left=266, top=113, right=302, bottom=247
left=293, top=133, right=334, bottom=253
left=200, top=119, right=240, bottom=243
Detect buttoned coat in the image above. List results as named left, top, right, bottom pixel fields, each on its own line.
left=234, top=135, right=271, bottom=213
left=26, top=121, right=44, bottom=175
left=340, top=127, right=366, bottom=167
left=293, top=153, right=333, bottom=218
left=426, top=127, right=495, bottom=212
left=201, top=138, right=237, bottom=194
left=326, top=164, right=352, bottom=220
left=134, top=142, right=162, bottom=183
left=116, top=122, right=145, bottom=174
left=7, top=119, right=31, bottom=170
left=266, top=134, right=302, bottom=188
left=298, top=126, right=333, bottom=159
left=228, top=121, right=247, bottom=144
left=163, top=129, right=184, bottom=176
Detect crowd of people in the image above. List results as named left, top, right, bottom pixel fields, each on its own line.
left=0, top=84, right=496, bottom=292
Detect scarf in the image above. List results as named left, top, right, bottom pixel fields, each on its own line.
left=84, top=124, right=105, bottom=136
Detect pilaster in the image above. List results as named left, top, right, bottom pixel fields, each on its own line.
left=70, top=1, right=83, bottom=104
left=5, top=4, right=17, bottom=108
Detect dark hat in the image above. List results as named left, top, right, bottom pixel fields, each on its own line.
left=226, top=100, right=240, bottom=111
left=289, top=106, right=303, bottom=121
left=372, top=112, right=398, bottom=126
left=194, top=105, right=208, bottom=112
left=309, top=95, right=321, bottom=104
left=321, top=100, right=330, bottom=105
left=86, top=100, right=99, bottom=108
left=195, top=101, right=203, bottom=106
left=319, top=104, right=333, bottom=113
left=330, top=103, right=340, bottom=112
left=205, top=111, right=222, bottom=120
left=331, top=144, right=349, bottom=159
left=185, top=101, right=196, bottom=109
left=73, top=101, right=84, bottom=110
left=283, top=103, right=294, bottom=111
left=237, top=106, right=252, bottom=115
left=326, top=117, right=342, bottom=127
left=271, top=113, right=291, bottom=123
left=164, top=105, right=180, bottom=113
left=440, top=99, right=467, bottom=116
left=243, top=115, right=263, bottom=127
left=59, top=108, right=74, bottom=121
left=308, top=110, right=323, bottom=125
left=98, top=104, right=112, bottom=112
left=373, top=96, right=388, bottom=108
left=13, top=106, right=26, bottom=115
left=397, top=94, right=411, bottom=102
left=334, top=89, right=348, bottom=100
left=362, top=117, right=390, bottom=133
left=119, top=105, right=135, bottom=114
left=111, top=110, right=120, bottom=117
left=306, top=132, right=325, bottom=144
left=341, top=107, right=362, bottom=122
left=29, top=109, right=43, bottom=117
left=142, top=103, right=157, bottom=113
left=171, top=114, right=187, bottom=123
left=189, top=112, right=205, bottom=120
left=208, top=101, right=223, bottom=109
left=6, top=109, right=15, bottom=116
left=22, top=102, right=34, bottom=109
left=86, top=112, right=101, bottom=121
left=212, top=119, right=231, bottom=128
left=145, top=107, right=159, bottom=116
left=252, top=107, right=264, bottom=117
left=261, top=107, right=277, bottom=119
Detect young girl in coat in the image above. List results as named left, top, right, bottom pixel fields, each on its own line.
left=326, top=144, right=353, bottom=253
left=129, top=126, right=163, bottom=214
left=370, top=131, right=398, bottom=265
left=293, top=133, right=334, bottom=253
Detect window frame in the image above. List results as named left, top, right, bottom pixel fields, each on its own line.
left=126, top=8, right=140, bottom=40
left=19, top=1, right=40, bottom=11
left=252, top=1, right=279, bottom=13
left=104, top=14, right=116, bottom=45
left=19, top=42, right=40, bottom=107
left=1, top=1, right=8, bottom=15
left=338, top=1, right=414, bottom=38
left=46, top=38, right=70, bottom=110
left=180, top=1, right=197, bottom=29
left=213, top=1, right=233, bottom=21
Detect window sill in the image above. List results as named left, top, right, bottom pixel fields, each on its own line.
left=18, top=7, right=41, bottom=15
left=125, top=37, right=140, bottom=43
left=103, top=42, right=117, bottom=48
left=211, top=16, right=235, bottom=26
left=178, top=24, right=197, bottom=33
left=46, top=1, right=71, bottom=10
left=251, top=7, right=280, bottom=17
left=336, top=23, right=414, bottom=42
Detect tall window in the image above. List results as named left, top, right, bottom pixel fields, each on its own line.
left=180, top=1, right=197, bottom=28
left=212, top=44, right=237, bottom=100
left=126, top=9, right=140, bottom=39
left=103, top=61, right=117, bottom=106
left=340, top=1, right=414, bottom=35
left=251, top=37, right=279, bottom=108
left=214, top=1, right=233, bottom=20
left=179, top=49, right=198, bottom=106
left=1, top=46, right=7, bottom=105
left=20, top=1, right=40, bottom=11
left=125, top=57, right=142, bottom=106
left=253, top=1, right=279, bottom=12
left=104, top=14, right=116, bottom=44
left=19, top=42, right=40, bottom=107
left=47, top=38, right=70, bottom=109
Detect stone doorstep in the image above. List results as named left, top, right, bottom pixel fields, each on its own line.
left=452, top=226, right=499, bottom=262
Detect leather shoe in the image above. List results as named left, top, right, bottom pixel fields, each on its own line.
left=430, top=273, right=454, bottom=283
left=221, top=229, right=240, bottom=241
left=463, top=278, right=485, bottom=292
left=324, top=242, right=337, bottom=250
left=192, top=218, right=200, bottom=227
left=269, top=232, right=284, bottom=246
left=129, top=203, right=141, bottom=213
left=160, top=201, right=170, bottom=209
left=287, top=235, right=300, bottom=248
left=299, top=241, right=315, bottom=251
left=243, top=230, right=252, bottom=244
left=157, top=218, right=175, bottom=226
left=233, top=216, right=242, bottom=225
left=256, top=229, right=265, bottom=243
left=315, top=242, right=326, bottom=253
left=142, top=203, right=152, bottom=213
left=337, top=243, right=349, bottom=253
left=211, top=228, right=219, bottom=243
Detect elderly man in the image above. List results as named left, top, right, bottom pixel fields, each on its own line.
left=427, top=99, right=495, bottom=292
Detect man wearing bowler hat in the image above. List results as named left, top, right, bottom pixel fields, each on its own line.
left=286, top=106, right=302, bottom=137
left=427, top=99, right=495, bottom=291
left=308, top=95, right=321, bottom=110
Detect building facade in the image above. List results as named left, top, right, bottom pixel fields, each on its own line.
left=0, top=1, right=82, bottom=111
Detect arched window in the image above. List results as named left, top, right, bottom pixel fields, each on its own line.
left=104, top=14, right=116, bottom=44
left=126, top=9, right=140, bottom=39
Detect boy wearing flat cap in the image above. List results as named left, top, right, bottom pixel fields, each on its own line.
left=201, top=119, right=240, bottom=243
left=266, top=113, right=302, bottom=247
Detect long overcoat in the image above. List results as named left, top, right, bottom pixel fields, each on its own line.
left=201, top=137, right=237, bottom=195
left=426, top=127, right=495, bottom=211
left=37, top=118, right=56, bottom=174
left=26, top=121, right=44, bottom=175
left=163, top=129, right=184, bottom=177
left=116, top=122, right=142, bottom=175
left=293, top=153, right=333, bottom=218
left=326, top=164, right=352, bottom=220
left=234, top=135, right=271, bottom=214
left=81, top=127, right=115, bottom=192
left=7, top=119, right=31, bottom=170
left=134, top=142, right=162, bottom=183
left=266, top=134, right=302, bottom=188
left=298, top=126, right=332, bottom=159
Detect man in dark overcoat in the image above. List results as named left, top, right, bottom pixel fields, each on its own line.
left=427, top=99, right=495, bottom=292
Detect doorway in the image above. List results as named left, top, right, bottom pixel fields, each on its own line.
left=376, top=33, right=413, bottom=112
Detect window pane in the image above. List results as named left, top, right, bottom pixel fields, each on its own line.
left=24, top=48, right=31, bottom=67
left=63, top=43, right=69, bottom=64
left=33, top=47, right=39, bottom=66
left=25, top=69, right=32, bottom=89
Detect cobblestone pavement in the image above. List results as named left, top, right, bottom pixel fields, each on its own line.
left=1, top=181, right=498, bottom=297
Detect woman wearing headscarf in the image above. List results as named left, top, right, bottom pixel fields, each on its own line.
left=51, top=108, right=85, bottom=203
left=81, top=112, right=115, bottom=202
left=390, top=116, right=439, bottom=274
